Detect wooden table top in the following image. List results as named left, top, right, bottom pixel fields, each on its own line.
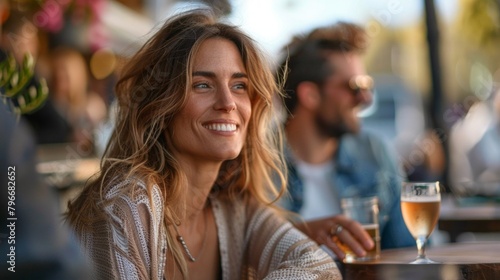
left=340, top=242, right=500, bottom=280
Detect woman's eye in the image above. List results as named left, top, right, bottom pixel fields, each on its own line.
left=194, top=83, right=210, bottom=89
left=233, top=83, right=247, bottom=90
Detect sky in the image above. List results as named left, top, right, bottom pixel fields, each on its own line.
left=155, top=0, right=459, bottom=61
left=224, top=0, right=459, bottom=57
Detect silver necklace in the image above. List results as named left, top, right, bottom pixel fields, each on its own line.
left=173, top=208, right=208, bottom=262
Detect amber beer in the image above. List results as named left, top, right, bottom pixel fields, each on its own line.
left=401, top=198, right=440, bottom=238
left=337, top=223, right=380, bottom=262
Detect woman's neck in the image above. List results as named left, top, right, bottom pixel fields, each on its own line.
left=178, top=159, right=220, bottom=221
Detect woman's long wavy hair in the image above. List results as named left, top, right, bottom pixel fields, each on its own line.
left=66, top=9, right=287, bottom=277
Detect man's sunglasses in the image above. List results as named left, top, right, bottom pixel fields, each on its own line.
left=348, top=75, right=374, bottom=95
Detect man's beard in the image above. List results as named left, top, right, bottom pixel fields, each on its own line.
left=315, top=114, right=349, bottom=138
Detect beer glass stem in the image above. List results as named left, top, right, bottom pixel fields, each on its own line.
left=416, top=236, right=427, bottom=260
left=410, top=235, right=438, bottom=264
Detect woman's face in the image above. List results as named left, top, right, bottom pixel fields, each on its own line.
left=170, top=37, right=251, bottom=166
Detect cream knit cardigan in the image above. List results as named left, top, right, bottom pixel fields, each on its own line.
left=74, top=179, right=341, bottom=279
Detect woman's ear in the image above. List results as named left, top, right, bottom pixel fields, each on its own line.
left=296, top=81, right=321, bottom=111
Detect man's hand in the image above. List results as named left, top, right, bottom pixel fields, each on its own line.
left=294, top=215, right=374, bottom=260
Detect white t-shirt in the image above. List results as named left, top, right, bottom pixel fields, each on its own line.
left=295, top=159, right=342, bottom=220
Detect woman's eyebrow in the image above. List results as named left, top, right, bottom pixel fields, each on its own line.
left=193, top=71, right=216, bottom=78
left=192, top=71, right=248, bottom=79
left=233, top=72, right=248, bottom=79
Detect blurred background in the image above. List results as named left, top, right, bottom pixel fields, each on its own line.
left=1, top=0, right=500, bottom=244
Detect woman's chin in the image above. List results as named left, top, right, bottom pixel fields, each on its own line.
left=216, top=149, right=242, bottom=162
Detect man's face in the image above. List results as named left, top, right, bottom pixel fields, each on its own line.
left=314, top=52, right=373, bottom=138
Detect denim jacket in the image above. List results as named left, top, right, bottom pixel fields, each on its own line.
left=282, top=131, right=414, bottom=249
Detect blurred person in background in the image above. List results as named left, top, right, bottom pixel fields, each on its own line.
left=449, top=88, right=500, bottom=196
left=47, top=47, right=107, bottom=150
left=0, top=101, right=92, bottom=280
left=66, top=10, right=340, bottom=279
left=277, top=21, right=414, bottom=259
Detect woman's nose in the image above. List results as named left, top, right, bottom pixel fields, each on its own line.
left=214, top=87, right=236, bottom=113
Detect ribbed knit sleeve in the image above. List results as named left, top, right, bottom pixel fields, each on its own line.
left=212, top=195, right=341, bottom=280
left=75, top=180, right=167, bottom=280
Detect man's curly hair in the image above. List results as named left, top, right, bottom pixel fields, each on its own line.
left=278, top=22, right=369, bottom=116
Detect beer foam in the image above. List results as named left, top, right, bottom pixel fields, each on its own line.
left=400, top=195, right=441, bottom=202
left=362, top=223, right=379, bottom=230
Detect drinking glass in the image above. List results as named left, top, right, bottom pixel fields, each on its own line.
left=339, top=196, right=380, bottom=262
left=401, top=182, right=441, bottom=264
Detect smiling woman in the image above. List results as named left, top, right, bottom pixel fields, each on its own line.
left=171, top=38, right=252, bottom=163
left=65, top=9, right=340, bottom=280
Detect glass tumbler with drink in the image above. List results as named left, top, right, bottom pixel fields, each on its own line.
left=338, top=196, right=380, bottom=263
left=401, top=181, right=441, bottom=264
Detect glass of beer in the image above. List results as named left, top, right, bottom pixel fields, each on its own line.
left=401, top=181, right=441, bottom=264
left=339, top=196, right=380, bottom=262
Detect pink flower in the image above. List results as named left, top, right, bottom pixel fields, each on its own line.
left=34, top=0, right=64, bottom=32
